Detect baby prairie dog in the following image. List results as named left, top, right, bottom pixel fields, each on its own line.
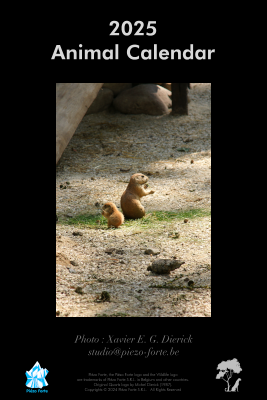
left=121, top=173, right=155, bottom=219
left=101, top=202, right=124, bottom=228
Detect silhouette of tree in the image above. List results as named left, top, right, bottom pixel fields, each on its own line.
left=216, top=358, right=242, bottom=392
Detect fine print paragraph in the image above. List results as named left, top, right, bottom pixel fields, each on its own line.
left=78, top=372, right=189, bottom=392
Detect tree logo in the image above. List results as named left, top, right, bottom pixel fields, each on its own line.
left=216, top=358, right=242, bottom=392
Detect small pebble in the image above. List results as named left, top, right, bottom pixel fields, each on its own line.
left=68, top=268, right=77, bottom=274
left=105, top=248, right=116, bottom=254
left=144, top=248, right=160, bottom=255
left=73, top=231, right=83, bottom=236
left=100, top=291, right=110, bottom=302
left=115, top=249, right=125, bottom=255
left=75, top=287, right=84, bottom=295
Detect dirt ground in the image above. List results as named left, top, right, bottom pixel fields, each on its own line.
left=56, top=83, right=211, bottom=317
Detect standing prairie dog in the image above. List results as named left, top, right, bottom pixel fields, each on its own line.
left=101, top=202, right=124, bottom=228
left=121, top=173, right=155, bottom=219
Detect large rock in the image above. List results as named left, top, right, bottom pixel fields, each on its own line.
left=113, top=84, right=172, bottom=115
left=103, top=83, right=132, bottom=96
left=86, top=88, right=114, bottom=114
left=56, top=83, right=103, bottom=164
left=133, top=83, right=172, bottom=91
left=153, top=83, right=172, bottom=91
left=147, top=259, right=185, bottom=274
left=161, top=83, right=171, bottom=91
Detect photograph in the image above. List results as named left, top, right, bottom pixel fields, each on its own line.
left=56, top=82, right=211, bottom=318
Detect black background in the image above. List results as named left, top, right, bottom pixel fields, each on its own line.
left=22, top=16, right=250, bottom=397
left=25, top=319, right=247, bottom=395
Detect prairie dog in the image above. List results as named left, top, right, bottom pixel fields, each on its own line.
left=101, top=202, right=124, bottom=228
left=121, top=173, right=155, bottom=219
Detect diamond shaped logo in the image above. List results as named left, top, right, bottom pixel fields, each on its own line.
left=26, top=362, right=48, bottom=388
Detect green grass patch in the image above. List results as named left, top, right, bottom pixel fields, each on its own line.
left=58, top=213, right=107, bottom=228
left=57, top=208, right=210, bottom=230
left=122, top=209, right=210, bottom=230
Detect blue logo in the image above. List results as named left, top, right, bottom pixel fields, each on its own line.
left=26, top=362, right=48, bottom=388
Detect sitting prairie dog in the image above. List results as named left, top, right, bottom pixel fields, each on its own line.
left=101, top=202, right=124, bottom=228
left=121, top=173, right=155, bottom=219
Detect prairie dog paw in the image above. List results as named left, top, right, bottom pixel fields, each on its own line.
left=144, top=184, right=148, bottom=189
left=150, top=190, right=155, bottom=194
